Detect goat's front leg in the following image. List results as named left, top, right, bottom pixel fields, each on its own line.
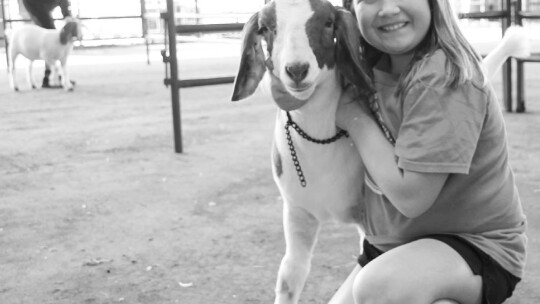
left=27, top=61, right=37, bottom=89
left=60, top=57, right=74, bottom=91
left=275, top=203, right=320, bottom=304
left=8, top=53, right=19, bottom=91
left=47, top=60, right=64, bottom=87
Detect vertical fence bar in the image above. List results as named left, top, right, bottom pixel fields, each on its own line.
left=1, top=0, right=9, bottom=71
left=515, top=0, right=526, bottom=112
left=140, top=0, right=150, bottom=65
left=165, top=0, right=183, bottom=153
left=502, top=0, right=514, bottom=112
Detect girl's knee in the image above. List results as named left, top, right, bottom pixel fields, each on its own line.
left=352, top=265, right=415, bottom=304
left=351, top=261, right=450, bottom=304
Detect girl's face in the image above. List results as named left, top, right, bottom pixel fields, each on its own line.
left=354, top=0, right=431, bottom=56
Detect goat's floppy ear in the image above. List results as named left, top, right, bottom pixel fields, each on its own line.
left=60, top=24, right=69, bottom=44
left=231, top=12, right=266, bottom=102
left=59, top=22, right=77, bottom=44
left=342, top=0, right=354, bottom=12
left=334, top=8, right=375, bottom=96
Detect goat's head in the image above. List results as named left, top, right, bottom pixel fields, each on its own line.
left=231, top=0, right=374, bottom=111
left=60, top=20, right=82, bottom=45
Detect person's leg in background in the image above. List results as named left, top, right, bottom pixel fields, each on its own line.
left=21, top=0, right=59, bottom=88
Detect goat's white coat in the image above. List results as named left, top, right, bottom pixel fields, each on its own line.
left=233, top=1, right=368, bottom=304
left=8, top=23, right=79, bottom=91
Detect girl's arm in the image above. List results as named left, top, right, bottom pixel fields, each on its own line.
left=337, top=91, right=447, bottom=218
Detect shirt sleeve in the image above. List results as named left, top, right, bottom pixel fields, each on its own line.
left=394, top=80, right=487, bottom=174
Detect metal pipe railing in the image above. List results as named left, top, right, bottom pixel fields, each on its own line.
left=514, top=0, right=540, bottom=112
left=163, top=0, right=183, bottom=153
left=161, top=7, right=249, bottom=153
left=1, top=0, right=152, bottom=64
left=458, top=0, right=513, bottom=112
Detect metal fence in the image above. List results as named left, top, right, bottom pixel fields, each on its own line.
left=161, top=0, right=269, bottom=153
left=458, top=0, right=514, bottom=111
left=514, top=0, right=540, bottom=112
left=0, top=0, right=153, bottom=66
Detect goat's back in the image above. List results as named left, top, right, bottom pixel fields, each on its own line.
left=10, top=25, right=59, bottom=60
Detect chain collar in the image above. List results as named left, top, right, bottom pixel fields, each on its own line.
left=284, top=112, right=349, bottom=188
left=283, top=93, right=395, bottom=188
left=367, top=94, right=396, bottom=146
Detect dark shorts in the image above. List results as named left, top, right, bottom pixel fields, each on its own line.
left=358, top=235, right=521, bottom=304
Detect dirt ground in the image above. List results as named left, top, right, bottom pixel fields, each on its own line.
left=0, top=44, right=539, bottom=304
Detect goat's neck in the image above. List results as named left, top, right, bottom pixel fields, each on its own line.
left=285, top=74, right=342, bottom=139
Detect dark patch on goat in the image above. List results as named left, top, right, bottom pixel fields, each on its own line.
left=272, top=142, right=283, bottom=178
left=259, top=2, right=277, bottom=57
left=60, top=22, right=79, bottom=45
left=279, top=280, right=295, bottom=300
left=307, top=0, right=337, bottom=69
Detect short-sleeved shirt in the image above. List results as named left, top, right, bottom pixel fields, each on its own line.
left=360, top=50, right=527, bottom=278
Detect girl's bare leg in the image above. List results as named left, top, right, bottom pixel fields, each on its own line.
left=328, top=239, right=482, bottom=304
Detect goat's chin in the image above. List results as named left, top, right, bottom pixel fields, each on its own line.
left=272, top=89, right=310, bottom=111
left=286, top=85, right=315, bottom=101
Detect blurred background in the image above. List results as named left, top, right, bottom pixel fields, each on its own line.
left=1, top=0, right=539, bottom=47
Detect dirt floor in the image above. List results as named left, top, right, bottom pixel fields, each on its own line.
left=0, top=44, right=539, bottom=304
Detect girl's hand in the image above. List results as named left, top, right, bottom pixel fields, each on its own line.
left=336, top=86, right=372, bottom=130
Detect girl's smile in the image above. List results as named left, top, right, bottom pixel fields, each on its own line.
left=355, top=0, right=431, bottom=70
left=378, top=21, right=408, bottom=33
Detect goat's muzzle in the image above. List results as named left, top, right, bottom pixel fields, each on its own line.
left=285, top=62, right=309, bottom=84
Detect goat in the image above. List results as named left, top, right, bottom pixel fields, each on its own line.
left=231, top=1, right=528, bottom=303
left=232, top=1, right=372, bottom=303
left=8, top=21, right=81, bottom=91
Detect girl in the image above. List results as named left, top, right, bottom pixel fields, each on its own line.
left=331, top=1, right=527, bottom=304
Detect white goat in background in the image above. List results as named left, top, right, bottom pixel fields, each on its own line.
left=8, top=20, right=81, bottom=91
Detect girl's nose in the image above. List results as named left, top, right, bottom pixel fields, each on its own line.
left=378, top=2, right=401, bottom=17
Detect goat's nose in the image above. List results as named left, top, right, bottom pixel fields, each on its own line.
left=285, top=63, right=309, bottom=83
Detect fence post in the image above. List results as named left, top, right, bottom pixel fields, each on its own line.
left=502, top=0, right=514, bottom=112
left=165, top=0, right=183, bottom=153
left=514, top=0, right=526, bottom=112
left=140, top=0, right=150, bottom=65
left=1, top=0, right=9, bottom=72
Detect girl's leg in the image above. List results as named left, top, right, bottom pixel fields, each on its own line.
left=351, top=239, right=482, bottom=304
left=328, top=265, right=361, bottom=304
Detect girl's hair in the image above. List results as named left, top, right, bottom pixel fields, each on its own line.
left=352, top=0, right=486, bottom=100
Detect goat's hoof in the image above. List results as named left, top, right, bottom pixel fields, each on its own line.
left=13, top=87, right=19, bottom=92
left=32, top=85, right=37, bottom=89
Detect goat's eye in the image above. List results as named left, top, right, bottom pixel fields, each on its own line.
left=258, top=26, right=268, bottom=35
left=325, top=19, right=334, bottom=28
